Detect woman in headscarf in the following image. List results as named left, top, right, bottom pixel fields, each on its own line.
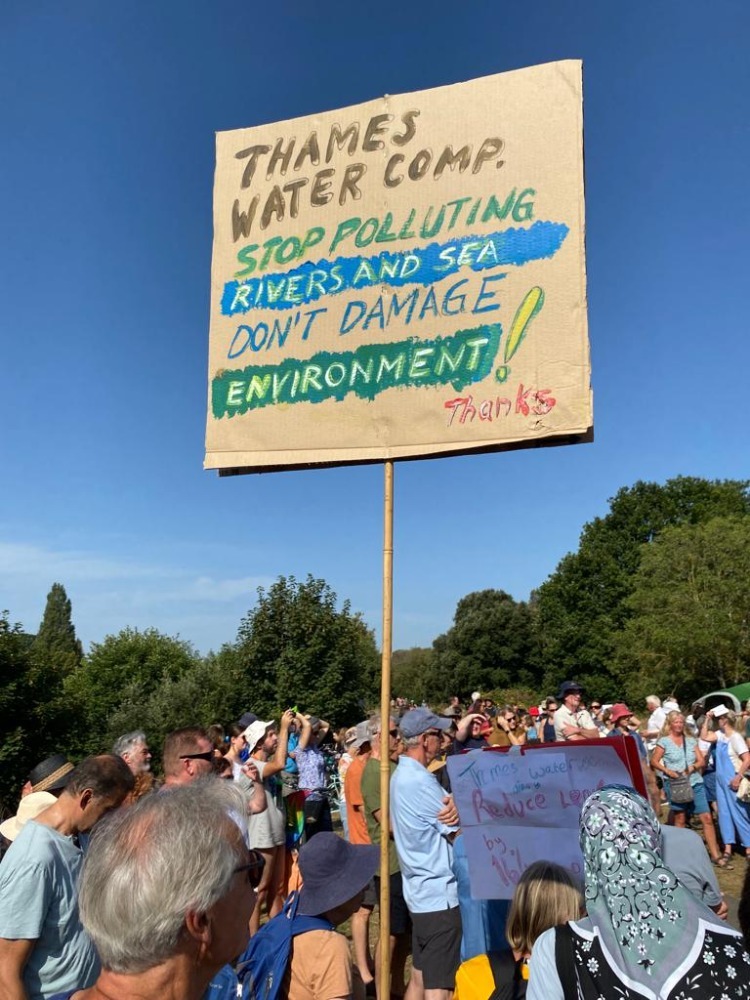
left=528, top=785, right=750, bottom=999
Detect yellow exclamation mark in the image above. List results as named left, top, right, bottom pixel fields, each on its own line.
left=495, top=286, right=545, bottom=383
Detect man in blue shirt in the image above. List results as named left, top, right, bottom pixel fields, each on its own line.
left=391, top=708, right=461, bottom=1000
left=0, top=755, right=134, bottom=1000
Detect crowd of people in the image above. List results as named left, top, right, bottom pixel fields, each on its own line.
left=1, top=682, right=750, bottom=999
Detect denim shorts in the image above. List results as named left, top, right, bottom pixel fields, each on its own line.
left=666, top=778, right=709, bottom=815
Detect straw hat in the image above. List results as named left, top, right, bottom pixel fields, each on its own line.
left=0, top=791, right=56, bottom=842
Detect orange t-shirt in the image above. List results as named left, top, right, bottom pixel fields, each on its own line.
left=285, top=928, right=353, bottom=1000
left=344, top=753, right=371, bottom=845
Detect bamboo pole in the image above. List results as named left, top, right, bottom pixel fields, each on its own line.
left=378, top=459, right=394, bottom=997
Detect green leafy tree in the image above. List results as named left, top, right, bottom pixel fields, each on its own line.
left=65, top=627, right=202, bottom=755
left=0, top=614, right=35, bottom=816
left=106, top=646, right=245, bottom=768
left=536, top=477, right=750, bottom=699
left=234, top=575, right=378, bottom=726
left=392, top=647, right=434, bottom=705
left=430, top=589, right=540, bottom=701
left=29, top=583, right=84, bottom=739
left=32, top=583, right=83, bottom=675
left=616, top=516, right=750, bottom=703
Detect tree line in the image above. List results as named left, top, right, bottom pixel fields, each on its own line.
left=395, top=475, right=750, bottom=707
left=2, top=475, right=749, bottom=815
left=0, top=576, right=378, bottom=815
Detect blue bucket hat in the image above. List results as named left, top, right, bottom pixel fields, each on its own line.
left=398, top=708, right=453, bottom=739
left=297, top=832, right=379, bottom=916
left=557, top=680, right=583, bottom=700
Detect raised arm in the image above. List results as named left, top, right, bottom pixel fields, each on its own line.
left=455, top=713, right=484, bottom=743
left=262, top=710, right=294, bottom=778
left=294, top=713, right=312, bottom=753
left=700, top=712, right=719, bottom=744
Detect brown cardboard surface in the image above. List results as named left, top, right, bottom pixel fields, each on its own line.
left=205, top=60, right=592, bottom=473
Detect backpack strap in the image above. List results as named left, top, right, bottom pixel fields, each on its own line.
left=554, top=924, right=579, bottom=997
left=486, top=950, right=526, bottom=1000
left=290, top=915, right=335, bottom=937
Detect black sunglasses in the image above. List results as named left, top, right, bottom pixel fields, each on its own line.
left=179, top=750, right=214, bottom=762
left=234, top=850, right=265, bottom=889
left=389, top=728, right=399, bottom=737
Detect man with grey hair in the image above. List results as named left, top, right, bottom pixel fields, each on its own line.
left=643, top=695, right=667, bottom=752
left=390, top=708, right=461, bottom=1000
left=112, top=731, right=152, bottom=776
left=46, top=780, right=261, bottom=1000
left=0, top=755, right=134, bottom=1000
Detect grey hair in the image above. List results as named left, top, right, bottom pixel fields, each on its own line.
left=646, top=696, right=661, bottom=708
left=79, top=778, right=248, bottom=973
left=400, top=733, right=422, bottom=750
left=370, top=715, right=396, bottom=735
left=112, top=731, right=148, bottom=758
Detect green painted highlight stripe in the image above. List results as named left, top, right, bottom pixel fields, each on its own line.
left=212, top=323, right=502, bottom=416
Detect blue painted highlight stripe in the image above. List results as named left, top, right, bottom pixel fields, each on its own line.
left=221, top=220, right=569, bottom=315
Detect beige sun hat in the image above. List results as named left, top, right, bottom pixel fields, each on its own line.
left=243, top=719, right=274, bottom=752
left=0, top=791, right=56, bottom=842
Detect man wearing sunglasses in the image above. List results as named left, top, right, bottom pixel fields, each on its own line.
left=390, top=708, right=462, bottom=1000
left=48, top=780, right=260, bottom=1000
left=161, top=727, right=216, bottom=788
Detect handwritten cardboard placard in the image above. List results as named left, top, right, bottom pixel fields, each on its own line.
left=205, top=61, right=592, bottom=473
left=446, top=744, right=633, bottom=899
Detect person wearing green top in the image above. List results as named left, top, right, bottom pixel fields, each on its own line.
left=360, top=717, right=416, bottom=1000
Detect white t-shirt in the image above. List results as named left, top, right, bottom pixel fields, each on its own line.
left=718, top=730, right=749, bottom=771
left=646, top=707, right=667, bottom=750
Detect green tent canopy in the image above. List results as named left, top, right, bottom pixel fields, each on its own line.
left=727, top=682, right=750, bottom=704
left=699, top=684, right=750, bottom=712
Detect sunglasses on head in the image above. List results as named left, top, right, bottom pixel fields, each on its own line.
left=179, top=750, right=214, bottom=763
left=234, top=849, right=265, bottom=889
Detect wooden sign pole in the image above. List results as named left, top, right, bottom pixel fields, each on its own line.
left=378, top=459, right=394, bottom=996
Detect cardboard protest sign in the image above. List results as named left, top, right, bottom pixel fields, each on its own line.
left=205, top=60, right=592, bottom=473
left=446, top=742, right=634, bottom=899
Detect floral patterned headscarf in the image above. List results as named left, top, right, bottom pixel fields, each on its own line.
left=579, top=785, right=734, bottom=996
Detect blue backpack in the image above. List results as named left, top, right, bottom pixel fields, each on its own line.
left=203, top=891, right=333, bottom=1000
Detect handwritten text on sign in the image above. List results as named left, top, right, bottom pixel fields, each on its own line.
left=205, top=61, right=591, bottom=472
left=446, top=745, right=633, bottom=899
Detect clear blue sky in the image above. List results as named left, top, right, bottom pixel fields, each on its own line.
left=1, top=1, right=748, bottom=654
